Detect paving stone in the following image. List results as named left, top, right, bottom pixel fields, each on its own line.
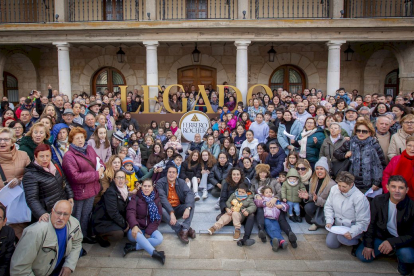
left=153, top=269, right=240, bottom=276
left=189, top=239, right=214, bottom=259
left=254, top=260, right=309, bottom=271
left=155, top=237, right=191, bottom=258
left=86, top=256, right=138, bottom=268
left=212, top=241, right=247, bottom=259
left=288, top=241, right=321, bottom=260
left=310, top=242, right=356, bottom=261
left=98, top=268, right=152, bottom=276
left=304, top=260, right=396, bottom=273
left=221, top=259, right=256, bottom=270
left=275, top=272, right=330, bottom=276
left=137, top=257, right=222, bottom=270
left=76, top=256, right=91, bottom=268
left=72, top=267, right=100, bottom=276
left=240, top=271, right=275, bottom=276
left=330, top=273, right=399, bottom=276
left=87, top=242, right=118, bottom=257
left=303, top=234, right=327, bottom=242
left=244, top=241, right=295, bottom=260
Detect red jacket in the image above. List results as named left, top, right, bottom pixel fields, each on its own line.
left=62, top=145, right=105, bottom=200
left=382, top=154, right=414, bottom=199
left=126, top=189, right=162, bottom=235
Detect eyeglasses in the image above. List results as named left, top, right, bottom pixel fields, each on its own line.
left=355, top=129, right=369, bottom=134
left=269, top=147, right=277, bottom=149
left=403, top=121, right=414, bottom=125
left=13, top=127, right=23, bottom=130
left=53, top=208, right=70, bottom=218
left=115, top=176, right=125, bottom=180
left=0, top=138, right=11, bottom=142
left=296, top=167, right=307, bottom=171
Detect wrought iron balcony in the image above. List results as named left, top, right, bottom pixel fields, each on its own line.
left=0, top=0, right=55, bottom=23
left=250, top=0, right=330, bottom=19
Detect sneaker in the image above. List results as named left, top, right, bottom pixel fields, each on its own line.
left=280, top=240, right=288, bottom=249
left=288, top=232, right=298, bottom=249
left=308, top=224, right=318, bottom=231
left=202, top=189, right=208, bottom=199
left=233, top=229, right=241, bottom=241
left=208, top=227, right=216, bottom=235
left=237, top=239, right=255, bottom=247
left=195, top=193, right=201, bottom=201
left=214, top=198, right=220, bottom=210
left=295, top=215, right=303, bottom=223
left=272, top=238, right=279, bottom=252
left=258, top=229, right=267, bottom=243
left=289, top=215, right=296, bottom=223
left=397, top=259, right=411, bottom=276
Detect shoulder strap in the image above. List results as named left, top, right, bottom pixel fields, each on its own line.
left=0, top=164, right=7, bottom=182
left=77, top=154, right=95, bottom=170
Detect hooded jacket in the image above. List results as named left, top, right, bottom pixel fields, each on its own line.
left=281, top=169, right=306, bottom=203
left=226, top=193, right=257, bottom=215
left=19, top=136, right=53, bottom=161
left=239, top=138, right=259, bottom=161
left=200, top=141, right=220, bottom=159
left=324, top=185, right=370, bottom=238
left=50, top=123, right=70, bottom=165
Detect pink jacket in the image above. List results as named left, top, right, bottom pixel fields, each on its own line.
left=254, top=196, right=289, bottom=220
left=87, top=138, right=112, bottom=163
left=62, top=145, right=105, bottom=200
left=227, top=117, right=238, bottom=131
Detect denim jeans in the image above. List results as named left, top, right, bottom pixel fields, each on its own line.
left=127, top=229, right=163, bottom=255
left=264, top=218, right=285, bottom=246
left=134, top=165, right=148, bottom=178
left=356, top=238, right=414, bottom=264
left=287, top=201, right=300, bottom=216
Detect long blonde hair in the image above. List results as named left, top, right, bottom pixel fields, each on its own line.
left=309, top=168, right=332, bottom=196
left=104, top=155, right=122, bottom=180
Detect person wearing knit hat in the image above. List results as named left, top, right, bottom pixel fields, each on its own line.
left=121, top=157, right=138, bottom=193
left=298, top=156, right=336, bottom=231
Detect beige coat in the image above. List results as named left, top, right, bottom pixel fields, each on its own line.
left=388, top=128, right=412, bottom=161
left=10, top=216, right=83, bottom=276
left=0, top=146, right=30, bottom=190
left=306, top=178, right=337, bottom=207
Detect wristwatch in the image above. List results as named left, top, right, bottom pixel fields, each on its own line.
left=187, top=207, right=192, bottom=211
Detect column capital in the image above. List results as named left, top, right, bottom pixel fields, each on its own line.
left=143, top=41, right=159, bottom=47
left=326, top=40, right=346, bottom=48
left=52, top=42, right=70, bottom=48
left=234, top=40, right=251, bottom=48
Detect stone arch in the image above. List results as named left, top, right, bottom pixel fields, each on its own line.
left=257, top=53, right=320, bottom=92
left=363, top=49, right=399, bottom=95
left=165, top=54, right=229, bottom=90
left=78, top=54, right=137, bottom=94
left=3, top=52, right=38, bottom=97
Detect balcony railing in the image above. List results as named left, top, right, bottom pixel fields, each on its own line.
left=346, top=0, right=413, bottom=18
left=0, top=0, right=55, bottom=23
left=159, top=0, right=237, bottom=20
left=250, top=0, right=330, bottom=19
left=68, top=0, right=145, bottom=22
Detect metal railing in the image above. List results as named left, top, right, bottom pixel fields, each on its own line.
left=68, top=0, right=144, bottom=22
left=159, top=0, right=236, bottom=20
left=250, top=0, right=330, bottom=19
left=0, top=0, right=55, bottom=23
left=346, top=0, right=413, bottom=18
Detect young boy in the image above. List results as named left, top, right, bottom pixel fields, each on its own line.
left=156, top=127, right=166, bottom=142
left=121, top=157, right=139, bottom=194
left=211, top=118, right=219, bottom=131
left=278, top=171, right=287, bottom=186
left=281, top=168, right=306, bottom=223
left=267, top=103, right=277, bottom=121
left=207, top=184, right=257, bottom=241
left=264, top=111, right=275, bottom=128
left=219, top=121, right=230, bottom=134
left=254, top=186, right=289, bottom=252
left=336, top=88, right=351, bottom=104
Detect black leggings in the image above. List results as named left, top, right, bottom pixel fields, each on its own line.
left=256, top=207, right=292, bottom=235
left=304, top=202, right=317, bottom=224
left=242, top=213, right=255, bottom=240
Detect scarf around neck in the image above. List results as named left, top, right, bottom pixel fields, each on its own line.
left=106, top=115, right=113, bottom=130
left=34, top=160, right=57, bottom=175
left=70, top=143, right=88, bottom=155
left=299, top=128, right=317, bottom=158
left=116, top=184, right=128, bottom=201
left=141, top=190, right=161, bottom=222
left=235, top=190, right=247, bottom=201
left=171, top=126, right=178, bottom=135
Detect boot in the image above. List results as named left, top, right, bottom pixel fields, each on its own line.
left=178, top=229, right=189, bottom=244
left=272, top=238, right=279, bottom=252
left=208, top=227, right=216, bottom=235
left=188, top=227, right=196, bottom=239
left=258, top=227, right=267, bottom=243
left=295, top=215, right=302, bottom=223
left=288, top=231, right=298, bottom=249
left=152, top=250, right=166, bottom=265
left=82, top=236, right=97, bottom=244
left=123, top=243, right=137, bottom=257
left=233, top=229, right=241, bottom=241
left=289, top=215, right=296, bottom=223
left=96, top=235, right=111, bottom=248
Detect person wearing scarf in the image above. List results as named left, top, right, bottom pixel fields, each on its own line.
left=124, top=179, right=165, bottom=264
left=169, top=121, right=182, bottom=142
left=91, top=170, right=129, bottom=248
left=382, top=136, right=414, bottom=200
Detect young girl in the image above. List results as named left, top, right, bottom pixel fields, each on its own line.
left=170, top=120, right=182, bottom=142
left=257, top=143, right=268, bottom=164
left=203, top=128, right=213, bottom=140
left=235, top=105, right=244, bottom=120
left=219, top=121, right=230, bottom=134
left=227, top=113, right=238, bottom=131
left=284, top=151, right=299, bottom=172
left=241, top=157, right=256, bottom=182
left=225, top=96, right=236, bottom=111
left=234, top=125, right=246, bottom=150
left=163, top=135, right=183, bottom=153
left=145, top=129, right=156, bottom=140
left=237, top=148, right=258, bottom=168
left=88, top=126, right=112, bottom=163
left=150, top=121, right=159, bottom=136
left=140, top=136, right=154, bottom=167
left=226, top=144, right=238, bottom=166
left=181, top=151, right=202, bottom=201
left=136, top=131, right=144, bottom=144
left=220, top=137, right=232, bottom=153
left=240, top=112, right=252, bottom=130
left=199, top=150, right=216, bottom=199
left=164, top=121, right=171, bottom=132
left=128, top=140, right=148, bottom=178
left=149, top=147, right=175, bottom=184
left=146, top=143, right=166, bottom=174
left=254, top=186, right=289, bottom=252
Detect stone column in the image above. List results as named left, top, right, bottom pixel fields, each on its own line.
left=237, top=0, right=249, bottom=19
left=143, top=41, right=159, bottom=111
left=235, top=40, right=251, bottom=103
left=326, top=40, right=345, bottom=96
left=53, top=42, right=72, bottom=98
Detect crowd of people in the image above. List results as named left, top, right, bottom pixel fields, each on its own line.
left=0, top=84, right=413, bottom=275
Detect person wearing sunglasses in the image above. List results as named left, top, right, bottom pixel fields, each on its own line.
left=334, top=120, right=387, bottom=193
left=11, top=200, right=82, bottom=276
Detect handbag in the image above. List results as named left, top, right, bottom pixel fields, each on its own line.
left=328, top=142, right=351, bottom=178
left=310, top=206, right=326, bottom=228
left=0, top=164, right=32, bottom=224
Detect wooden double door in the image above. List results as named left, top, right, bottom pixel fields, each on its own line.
left=178, top=65, right=217, bottom=92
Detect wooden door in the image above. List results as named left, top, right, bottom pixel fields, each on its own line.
left=103, top=0, right=123, bottom=21
left=186, top=0, right=208, bottom=19
left=178, top=65, right=217, bottom=92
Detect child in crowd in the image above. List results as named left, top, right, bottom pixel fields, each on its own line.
left=203, top=128, right=213, bottom=140
left=240, top=112, right=252, bottom=130
left=207, top=184, right=257, bottom=241
left=136, top=131, right=144, bottom=144
left=227, top=113, right=238, bottom=131
left=278, top=171, right=287, bottom=186
left=264, top=111, right=275, bottom=128
left=156, top=127, right=166, bottom=142
left=121, top=157, right=138, bottom=195
left=220, top=106, right=230, bottom=121
left=211, top=118, right=219, bottom=131
left=235, top=104, right=244, bottom=120
left=163, top=135, right=183, bottom=153
left=219, top=121, right=230, bottom=134
left=254, top=186, right=289, bottom=252
left=336, top=88, right=351, bottom=104
left=146, top=129, right=156, bottom=140
left=267, top=103, right=277, bottom=121
left=282, top=168, right=306, bottom=223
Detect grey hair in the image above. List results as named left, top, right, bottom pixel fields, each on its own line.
left=384, top=112, right=396, bottom=120
left=53, top=200, right=73, bottom=214
left=359, top=106, right=370, bottom=112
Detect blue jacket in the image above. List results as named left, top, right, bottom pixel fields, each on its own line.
left=338, top=94, right=351, bottom=105
left=295, top=127, right=325, bottom=163
left=265, top=149, right=287, bottom=178
left=277, top=120, right=302, bottom=154
left=51, top=123, right=69, bottom=165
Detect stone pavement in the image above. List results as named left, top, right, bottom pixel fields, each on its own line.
left=74, top=194, right=400, bottom=276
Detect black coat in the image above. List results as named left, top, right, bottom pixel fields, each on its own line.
left=265, top=149, right=287, bottom=178
left=181, top=160, right=202, bottom=180
left=208, top=162, right=233, bottom=187
left=92, top=183, right=129, bottom=235
left=0, top=226, right=15, bottom=276
left=243, top=166, right=256, bottom=183
left=22, top=161, right=74, bottom=220
left=363, top=193, right=414, bottom=249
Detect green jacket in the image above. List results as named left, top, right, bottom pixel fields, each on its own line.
left=226, top=193, right=257, bottom=215
left=10, top=216, right=83, bottom=276
left=281, top=168, right=306, bottom=203
left=19, top=136, right=51, bottom=161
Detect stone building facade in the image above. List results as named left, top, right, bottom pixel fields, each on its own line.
left=0, top=0, right=413, bottom=103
